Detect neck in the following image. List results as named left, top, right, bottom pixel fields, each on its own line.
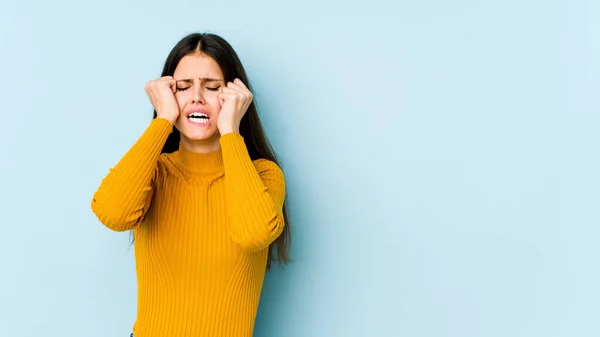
left=173, top=135, right=224, bottom=174
left=180, top=135, right=221, bottom=153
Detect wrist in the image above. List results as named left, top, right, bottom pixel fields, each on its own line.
left=218, top=123, right=240, bottom=136
left=157, top=114, right=177, bottom=125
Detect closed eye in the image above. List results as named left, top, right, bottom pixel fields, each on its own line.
left=207, top=86, right=221, bottom=91
left=176, top=87, right=190, bottom=92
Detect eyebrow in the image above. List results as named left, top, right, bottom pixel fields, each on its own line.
left=176, top=77, right=224, bottom=84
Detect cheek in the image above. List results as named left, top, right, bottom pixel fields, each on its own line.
left=208, top=95, right=222, bottom=111
left=175, top=93, right=187, bottom=110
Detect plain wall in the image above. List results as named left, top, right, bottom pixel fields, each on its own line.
left=0, top=0, right=599, bottom=336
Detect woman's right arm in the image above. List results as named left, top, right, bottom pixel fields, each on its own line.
left=91, top=76, right=179, bottom=232
left=91, top=117, right=173, bottom=231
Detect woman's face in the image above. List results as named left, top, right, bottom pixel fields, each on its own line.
left=173, top=52, right=225, bottom=145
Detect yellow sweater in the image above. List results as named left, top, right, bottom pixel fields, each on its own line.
left=91, top=117, right=286, bottom=337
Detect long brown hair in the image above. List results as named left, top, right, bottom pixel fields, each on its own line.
left=151, top=33, right=291, bottom=270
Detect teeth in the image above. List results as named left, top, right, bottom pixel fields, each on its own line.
left=188, top=112, right=209, bottom=125
left=189, top=112, right=208, bottom=118
left=188, top=115, right=209, bottom=124
left=189, top=118, right=209, bottom=124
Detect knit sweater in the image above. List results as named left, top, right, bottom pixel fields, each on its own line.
left=91, top=117, right=286, bottom=337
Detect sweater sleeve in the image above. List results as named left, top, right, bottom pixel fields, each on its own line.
left=91, top=118, right=173, bottom=232
left=219, top=132, right=286, bottom=252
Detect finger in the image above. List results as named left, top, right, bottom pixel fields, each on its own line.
left=223, top=85, right=252, bottom=98
left=233, top=78, right=248, bottom=90
left=221, top=86, right=238, bottom=94
left=228, top=79, right=252, bottom=97
left=218, top=92, right=236, bottom=105
left=159, top=76, right=176, bottom=86
left=226, top=80, right=244, bottom=91
left=156, top=77, right=175, bottom=94
left=219, top=92, right=238, bottom=99
left=218, top=92, right=240, bottom=103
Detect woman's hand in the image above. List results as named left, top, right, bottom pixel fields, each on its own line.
left=217, top=78, right=253, bottom=135
left=145, top=76, right=180, bottom=124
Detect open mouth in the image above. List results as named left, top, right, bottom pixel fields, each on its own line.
left=188, top=112, right=210, bottom=124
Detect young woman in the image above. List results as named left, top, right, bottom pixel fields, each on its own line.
left=91, top=32, right=291, bottom=337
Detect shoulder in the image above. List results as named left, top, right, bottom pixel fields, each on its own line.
left=252, top=158, right=282, bottom=172
left=157, top=152, right=172, bottom=168
left=155, top=152, right=183, bottom=179
left=252, top=159, right=285, bottom=179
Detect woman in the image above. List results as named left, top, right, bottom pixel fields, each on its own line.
left=91, top=32, right=291, bottom=337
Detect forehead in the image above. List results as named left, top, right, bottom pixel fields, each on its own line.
left=173, top=53, right=223, bottom=79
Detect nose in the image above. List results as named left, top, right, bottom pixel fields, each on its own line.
left=192, top=84, right=205, bottom=104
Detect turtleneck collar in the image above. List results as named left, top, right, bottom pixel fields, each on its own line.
left=172, top=142, right=224, bottom=174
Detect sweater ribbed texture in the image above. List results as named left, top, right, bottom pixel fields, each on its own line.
left=91, top=117, right=286, bottom=337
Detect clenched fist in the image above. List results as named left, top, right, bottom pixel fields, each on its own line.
left=145, top=76, right=180, bottom=124
left=217, top=78, right=253, bottom=135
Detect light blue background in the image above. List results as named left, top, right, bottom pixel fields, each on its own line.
left=1, top=0, right=598, bottom=336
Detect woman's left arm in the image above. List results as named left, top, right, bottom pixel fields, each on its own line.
left=217, top=78, right=286, bottom=251
left=220, top=133, right=286, bottom=252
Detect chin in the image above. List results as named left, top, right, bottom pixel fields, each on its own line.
left=176, top=117, right=220, bottom=141
left=179, top=128, right=218, bottom=141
